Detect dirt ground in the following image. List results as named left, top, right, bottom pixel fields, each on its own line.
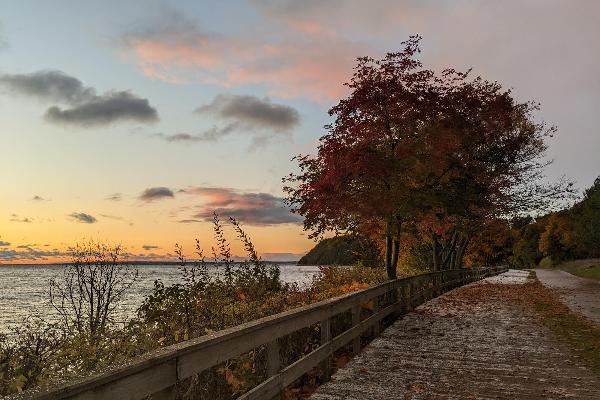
left=536, top=268, right=600, bottom=324
left=310, top=271, right=600, bottom=399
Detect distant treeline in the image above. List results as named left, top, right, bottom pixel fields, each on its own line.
left=297, top=177, right=600, bottom=270
left=458, top=176, right=600, bottom=268
left=508, top=176, right=600, bottom=267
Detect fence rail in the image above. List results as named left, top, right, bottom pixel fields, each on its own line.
left=27, top=266, right=507, bottom=400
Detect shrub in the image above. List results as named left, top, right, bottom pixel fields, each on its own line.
left=49, top=241, right=139, bottom=339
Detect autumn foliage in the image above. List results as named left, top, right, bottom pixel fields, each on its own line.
left=285, top=36, right=570, bottom=277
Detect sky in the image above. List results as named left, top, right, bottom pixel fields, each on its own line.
left=1, top=0, right=599, bottom=264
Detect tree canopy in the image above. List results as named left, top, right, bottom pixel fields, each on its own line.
left=285, top=36, right=570, bottom=278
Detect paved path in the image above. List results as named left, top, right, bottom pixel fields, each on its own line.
left=535, top=269, right=600, bottom=324
left=311, top=270, right=600, bottom=399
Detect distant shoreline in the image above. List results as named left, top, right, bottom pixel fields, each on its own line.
left=0, top=260, right=301, bottom=267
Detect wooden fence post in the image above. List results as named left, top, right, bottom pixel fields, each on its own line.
left=398, top=285, right=407, bottom=314
left=440, top=273, right=446, bottom=295
left=372, top=296, right=381, bottom=337
left=351, top=305, right=361, bottom=354
left=266, top=339, right=280, bottom=378
left=320, top=318, right=331, bottom=381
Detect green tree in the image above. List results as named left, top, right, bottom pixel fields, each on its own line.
left=572, top=177, right=600, bottom=258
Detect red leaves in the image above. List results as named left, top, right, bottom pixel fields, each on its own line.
left=285, top=36, right=565, bottom=260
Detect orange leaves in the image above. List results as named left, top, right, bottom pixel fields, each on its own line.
left=346, top=281, right=370, bottom=292
left=235, top=288, right=247, bottom=301
left=224, top=368, right=244, bottom=391
left=220, top=357, right=255, bottom=393
left=322, top=281, right=370, bottom=298
left=361, top=300, right=374, bottom=312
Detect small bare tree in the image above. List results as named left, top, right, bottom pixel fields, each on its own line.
left=49, top=241, right=138, bottom=338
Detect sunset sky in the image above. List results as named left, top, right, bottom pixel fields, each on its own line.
left=1, top=1, right=599, bottom=263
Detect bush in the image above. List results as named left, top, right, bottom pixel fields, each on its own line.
left=0, top=319, right=61, bottom=395
left=49, top=241, right=139, bottom=339
left=309, top=264, right=387, bottom=300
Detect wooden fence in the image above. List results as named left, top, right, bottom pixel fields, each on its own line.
left=27, top=266, right=507, bottom=400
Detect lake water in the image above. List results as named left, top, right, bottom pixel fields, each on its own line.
left=0, top=263, right=321, bottom=335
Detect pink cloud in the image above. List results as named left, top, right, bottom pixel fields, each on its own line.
left=181, top=187, right=302, bottom=225
left=121, top=14, right=369, bottom=102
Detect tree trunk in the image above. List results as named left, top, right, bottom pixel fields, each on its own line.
left=441, top=231, right=458, bottom=270
left=385, top=234, right=393, bottom=280
left=390, top=239, right=399, bottom=279
left=432, top=236, right=441, bottom=271
left=455, top=235, right=470, bottom=269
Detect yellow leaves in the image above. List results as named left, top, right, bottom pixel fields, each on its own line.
left=173, top=330, right=190, bottom=343
left=11, top=374, right=27, bottom=392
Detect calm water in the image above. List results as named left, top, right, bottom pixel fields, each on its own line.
left=0, top=263, right=321, bottom=335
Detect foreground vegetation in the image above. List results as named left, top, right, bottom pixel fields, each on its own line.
left=0, top=216, right=388, bottom=397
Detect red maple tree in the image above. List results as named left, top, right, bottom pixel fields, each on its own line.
left=285, top=36, right=570, bottom=278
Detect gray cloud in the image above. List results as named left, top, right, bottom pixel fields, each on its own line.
left=184, top=186, right=303, bottom=226
left=139, top=187, right=175, bottom=202
left=0, top=70, right=94, bottom=104
left=0, top=241, right=10, bottom=246
left=9, top=214, right=32, bottom=223
left=260, top=252, right=304, bottom=262
left=105, top=193, right=122, bottom=201
left=31, top=195, right=48, bottom=201
left=153, top=123, right=238, bottom=143
left=0, top=70, right=158, bottom=127
left=0, top=245, right=68, bottom=262
left=99, top=214, right=124, bottom=220
left=142, top=245, right=160, bottom=250
left=156, top=94, right=299, bottom=148
left=45, top=91, right=158, bottom=127
left=121, top=252, right=176, bottom=262
left=69, top=212, right=97, bottom=224
left=196, top=94, right=300, bottom=131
